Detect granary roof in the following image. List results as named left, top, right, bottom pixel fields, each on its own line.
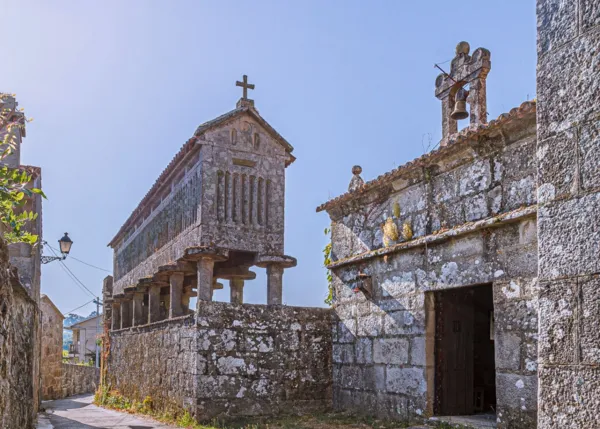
left=316, top=100, right=537, bottom=213
left=108, top=104, right=294, bottom=248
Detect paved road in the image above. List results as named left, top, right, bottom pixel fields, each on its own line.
left=37, top=394, right=176, bottom=429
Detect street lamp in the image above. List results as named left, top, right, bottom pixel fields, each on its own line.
left=41, top=232, right=74, bottom=264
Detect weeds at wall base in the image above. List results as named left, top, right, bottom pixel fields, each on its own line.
left=93, top=385, right=417, bottom=429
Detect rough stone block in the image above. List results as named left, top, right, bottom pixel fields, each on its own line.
left=355, top=337, right=373, bottom=364
left=536, top=0, right=579, bottom=56
left=537, top=129, right=577, bottom=203
left=373, top=338, right=409, bottom=365
left=363, top=365, right=386, bottom=391
left=379, top=272, right=416, bottom=298
left=357, top=313, right=382, bottom=337
left=538, top=279, right=577, bottom=364
left=339, top=365, right=362, bottom=389
left=504, top=175, right=536, bottom=211
left=496, top=373, right=538, bottom=412
left=383, top=310, right=424, bottom=336
left=338, top=319, right=357, bottom=343
left=333, top=344, right=355, bottom=364
left=537, top=29, right=600, bottom=139
left=581, top=0, right=600, bottom=32
left=579, top=275, right=600, bottom=364
left=579, top=120, right=600, bottom=191
left=409, top=336, right=426, bottom=366
left=538, top=193, right=600, bottom=279
left=495, top=332, right=522, bottom=370
left=538, top=366, right=600, bottom=429
left=385, top=367, right=426, bottom=396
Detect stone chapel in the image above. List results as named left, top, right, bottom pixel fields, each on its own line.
left=318, top=26, right=600, bottom=428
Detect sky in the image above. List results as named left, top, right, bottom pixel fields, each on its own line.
left=1, top=1, right=537, bottom=316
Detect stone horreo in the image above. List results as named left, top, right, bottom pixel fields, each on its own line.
left=103, top=78, right=332, bottom=419
left=107, top=75, right=297, bottom=326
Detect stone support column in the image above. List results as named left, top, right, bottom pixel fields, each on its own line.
left=111, top=301, right=121, bottom=331
left=169, top=273, right=184, bottom=318
left=266, top=264, right=284, bottom=305
left=132, top=291, right=145, bottom=326
left=230, top=278, right=244, bottom=304
left=148, top=285, right=161, bottom=323
left=120, top=298, right=131, bottom=329
left=196, top=258, right=215, bottom=304
left=256, top=255, right=296, bottom=306
left=536, top=2, right=600, bottom=427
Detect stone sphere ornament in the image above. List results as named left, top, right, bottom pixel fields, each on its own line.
left=456, top=41, right=470, bottom=56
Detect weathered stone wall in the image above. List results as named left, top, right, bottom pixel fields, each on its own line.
left=40, top=295, right=64, bottom=400
left=61, top=364, right=100, bottom=398
left=107, top=303, right=332, bottom=421
left=325, top=113, right=539, bottom=427
left=536, top=1, right=600, bottom=427
left=108, top=315, right=198, bottom=412
left=0, top=238, right=39, bottom=429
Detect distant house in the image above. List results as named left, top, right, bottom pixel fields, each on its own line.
left=65, top=314, right=102, bottom=365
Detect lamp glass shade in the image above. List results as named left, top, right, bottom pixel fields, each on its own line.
left=59, top=233, right=73, bottom=254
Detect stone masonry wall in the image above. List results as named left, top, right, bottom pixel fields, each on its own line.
left=536, top=1, right=600, bottom=427
left=326, top=114, right=539, bottom=427
left=0, top=238, right=39, bottom=429
left=61, top=364, right=100, bottom=398
left=40, top=295, right=64, bottom=400
left=108, top=303, right=332, bottom=421
left=108, top=315, right=198, bottom=413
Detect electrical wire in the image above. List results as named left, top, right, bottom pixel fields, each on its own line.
left=62, top=299, right=95, bottom=316
left=47, top=244, right=111, bottom=273
left=47, top=246, right=97, bottom=298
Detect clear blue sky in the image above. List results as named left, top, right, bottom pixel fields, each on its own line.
left=1, top=1, right=536, bottom=316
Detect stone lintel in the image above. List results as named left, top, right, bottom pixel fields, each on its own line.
left=157, top=261, right=196, bottom=275
left=255, top=255, right=297, bottom=269
left=214, top=266, right=257, bottom=280
left=184, top=246, right=229, bottom=262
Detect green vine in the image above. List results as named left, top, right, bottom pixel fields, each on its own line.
left=323, top=227, right=333, bottom=305
left=0, top=95, right=46, bottom=245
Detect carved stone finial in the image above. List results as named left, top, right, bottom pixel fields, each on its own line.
left=348, top=165, right=364, bottom=192
left=456, top=41, right=470, bottom=56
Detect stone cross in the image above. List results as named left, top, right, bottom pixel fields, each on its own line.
left=236, top=75, right=255, bottom=100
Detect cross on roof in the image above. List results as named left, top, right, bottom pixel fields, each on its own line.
left=236, top=75, right=255, bottom=100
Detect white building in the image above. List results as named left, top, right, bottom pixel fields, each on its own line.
left=66, top=314, right=102, bottom=365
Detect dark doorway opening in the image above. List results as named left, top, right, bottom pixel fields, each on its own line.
left=434, top=284, right=496, bottom=417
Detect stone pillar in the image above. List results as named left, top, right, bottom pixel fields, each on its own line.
left=148, top=285, right=161, bottom=323
left=266, top=264, right=284, bottom=305
left=120, top=298, right=131, bottom=329
left=536, top=2, right=600, bottom=428
left=182, top=287, right=192, bottom=313
left=230, top=278, right=244, bottom=304
left=111, top=302, right=121, bottom=331
left=468, top=77, right=487, bottom=126
left=169, top=273, right=184, bottom=318
left=196, top=258, right=215, bottom=304
left=132, top=292, right=145, bottom=326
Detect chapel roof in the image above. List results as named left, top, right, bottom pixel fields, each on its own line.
left=108, top=104, right=294, bottom=248
left=316, top=100, right=537, bottom=213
